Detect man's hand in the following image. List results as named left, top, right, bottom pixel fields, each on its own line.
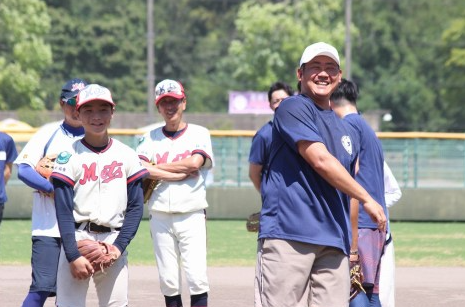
left=362, top=200, right=387, bottom=232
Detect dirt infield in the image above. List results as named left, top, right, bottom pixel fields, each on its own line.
left=1, top=266, right=464, bottom=306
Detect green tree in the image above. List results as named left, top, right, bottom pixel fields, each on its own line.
left=352, top=0, right=464, bottom=131
left=217, top=0, right=345, bottom=94
left=441, top=16, right=465, bottom=131
left=0, top=0, right=52, bottom=110
left=151, top=0, right=243, bottom=112
left=43, top=0, right=147, bottom=111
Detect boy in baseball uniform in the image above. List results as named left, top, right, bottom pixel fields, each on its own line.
left=137, top=79, right=214, bottom=307
left=15, top=78, right=87, bottom=307
left=51, top=84, right=148, bottom=307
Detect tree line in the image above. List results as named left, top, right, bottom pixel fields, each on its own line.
left=0, top=0, right=463, bottom=131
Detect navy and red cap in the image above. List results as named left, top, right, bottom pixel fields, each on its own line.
left=60, top=78, right=88, bottom=100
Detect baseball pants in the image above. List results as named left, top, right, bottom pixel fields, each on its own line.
left=56, top=230, right=128, bottom=307
left=149, top=210, right=210, bottom=297
left=379, top=235, right=395, bottom=307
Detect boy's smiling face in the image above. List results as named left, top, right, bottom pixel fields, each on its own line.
left=78, top=100, right=114, bottom=135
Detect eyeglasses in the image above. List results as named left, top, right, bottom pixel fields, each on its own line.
left=305, top=64, right=340, bottom=76
left=62, top=97, right=77, bottom=106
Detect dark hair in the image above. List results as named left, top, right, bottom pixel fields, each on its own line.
left=267, top=81, right=294, bottom=102
left=330, top=78, right=359, bottom=106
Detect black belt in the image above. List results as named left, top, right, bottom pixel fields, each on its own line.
left=75, top=222, right=121, bottom=233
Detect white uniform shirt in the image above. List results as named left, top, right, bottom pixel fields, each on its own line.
left=384, top=161, right=402, bottom=208
left=52, top=138, right=147, bottom=228
left=136, top=123, right=214, bottom=213
left=14, top=122, right=84, bottom=237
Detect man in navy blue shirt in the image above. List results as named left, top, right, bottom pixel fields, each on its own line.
left=331, top=79, right=388, bottom=307
left=255, top=42, right=387, bottom=307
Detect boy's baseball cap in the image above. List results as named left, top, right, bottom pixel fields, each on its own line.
left=299, top=42, right=340, bottom=67
left=76, top=84, right=115, bottom=110
left=154, top=79, right=185, bottom=105
left=60, top=78, right=88, bottom=100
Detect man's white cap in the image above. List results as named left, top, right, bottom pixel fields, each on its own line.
left=76, top=84, right=115, bottom=110
left=299, top=42, right=340, bottom=67
left=155, top=79, right=185, bottom=105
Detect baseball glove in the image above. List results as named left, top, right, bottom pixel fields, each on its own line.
left=349, top=262, right=366, bottom=301
left=77, top=239, right=119, bottom=273
left=246, top=212, right=260, bottom=232
left=35, top=154, right=57, bottom=180
left=142, top=162, right=159, bottom=203
left=142, top=178, right=159, bottom=203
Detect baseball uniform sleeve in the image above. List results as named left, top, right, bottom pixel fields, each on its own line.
left=14, top=123, right=58, bottom=168
left=17, top=163, right=54, bottom=193
left=136, top=132, right=154, bottom=162
left=112, top=178, right=144, bottom=253
left=384, top=161, right=402, bottom=208
left=192, top=127, right=214, bottom=169
left=53, top=178, right=81, bottom=262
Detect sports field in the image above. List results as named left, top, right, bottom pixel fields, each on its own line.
left=1, top=220, right=465, bottom=266
left=1, top=220, right=465, bottom=306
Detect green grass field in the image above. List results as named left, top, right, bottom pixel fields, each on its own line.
left=1, top=220, right=464, bottom=266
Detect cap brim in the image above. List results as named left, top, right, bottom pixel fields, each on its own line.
left=300, top=51, right=340, bottom=67
left=77, top=98, right=115, bottom=110
left=155, top=93, right=185, bottom=105
left=61, top=91, right=79, bottom=100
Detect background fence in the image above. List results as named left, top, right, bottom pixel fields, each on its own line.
left=6, top=128, right=465, bottom=189
left=4, top=128, right=465, bottom=221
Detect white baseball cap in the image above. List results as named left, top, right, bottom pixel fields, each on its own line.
left=299, top=42, right=340, bottom=67
left=76, top=84, right=115, bottom=110
left=155, top=79, right=185, bottom=105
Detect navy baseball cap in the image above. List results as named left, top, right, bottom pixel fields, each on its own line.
left=60, top=78, right=88, bottom=100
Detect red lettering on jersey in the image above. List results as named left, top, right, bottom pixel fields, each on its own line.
left=101, top=161, right=123, bottom=183
left=156, top=152, right=169, bottom=164
left=172, top=150, right=191, bottom=162
left=79, top=163, right=98, bottom=184
left=155, top=151, right=193, bottom=164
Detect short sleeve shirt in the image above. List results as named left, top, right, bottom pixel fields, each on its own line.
left=259, top=94, right=358, bottom=255
left=14, top=121, right=84, bottom=237
left=344, top=114, right=388, bottom=228
left=248, top=120, right=273, bottom=178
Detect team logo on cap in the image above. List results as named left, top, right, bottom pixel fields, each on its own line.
left=341, top=135, right=353, bottom=155
left=80, top=85, right=108, bottom=100
left=156, top=81, right=181, bottom=96
left=71, top=82, right=87, bottom=92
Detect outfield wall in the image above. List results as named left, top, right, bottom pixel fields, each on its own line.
left=4, top=185, right=465, bottom=222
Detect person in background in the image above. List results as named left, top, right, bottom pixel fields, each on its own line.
left=136, top=79, right=214, bottom=307
left=248, top=81, right=294, bottom=192
left=0, top=131, right=18, bottom=225
left=331, top=78, right=389, bottom=307
left=15, top=78, right=87, bottom=307
left=379, top=161, right=402, bottom=307
left=256, top=42, right=386, bottom=307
